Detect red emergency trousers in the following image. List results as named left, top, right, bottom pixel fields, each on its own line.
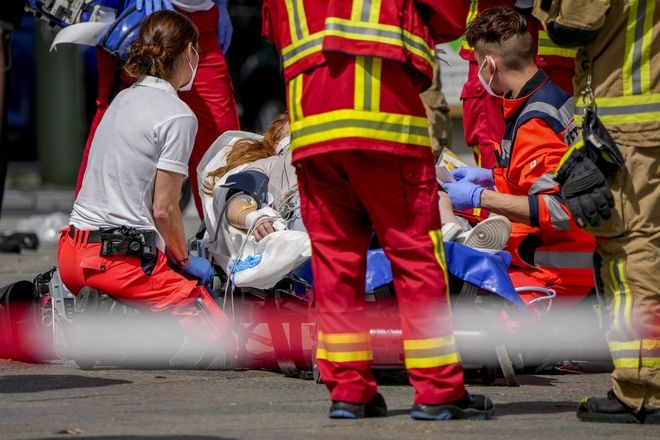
left=292, top=56, right=465, bottom=405
left=57, top=227, right=236, bottom=360
left=75, top=6, right=240, bottom=217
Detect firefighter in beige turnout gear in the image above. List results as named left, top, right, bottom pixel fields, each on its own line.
left=534, top=0, right=660, bottom=424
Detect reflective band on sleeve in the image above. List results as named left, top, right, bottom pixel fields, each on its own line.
left=519, top=100, right=575, bottom=128
left=540, top=194, right=571, bottom=231
left=281, top=32, right=324, bottom=69
left=529, top=173, right=558, bottom=195
left=534, top=251, right=594, bottom=269
left=461, top=0, right=479, bottom=50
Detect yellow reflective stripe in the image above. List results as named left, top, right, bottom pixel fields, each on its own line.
left=324, top=18, right=434, bottom=66
left=318, top=331, right=371, bottom=344
left=429, top=229, right=450, bottom=298
left=354, top=57, right=382, bottom=111
left=290, top=109, right=431, bottom=150
left=369, top=0, right=382, bottom=23
left=623, top=0, right=639, bottom=95
left=284, top=0, right=309, bottom=42
left=555, top=139, right=585, bottom=177
left=402, top=29, right=434, bottom=66
left=537, top=30, right=578, bottom=58
left=288, top=74, right=304, bottom=121
left=613, top=358, right=640, bottom=369
left=609, top=259, right=622, bottom=332
left=622, top=0, right=653, bottom=96
left=405, top=353, right=461, bottom=369
left=316, top=349, right=373, bottom=362
left=316, top=332, right=373, bottom=363
left=281, top=32, right=324, bottom=70
left=640, top=0, right=655, bottom=94
left=325, top=18, right=404, bottom=47
left=616, top=259, right=634, bottom=334
left=403, top=335, right=456, bottom=351
left=609, top=340, right=641, bottom=351
left=354, top=56, right=366, bottom=111
left=350, top=0, right=362, bottom=20
left=642, top=357, right=660, bottom=367
left=461, top=0, right=479, bottom=50
left=574, top=93, right=660, bottom=126
left=642, top=339, right=660, bottom=350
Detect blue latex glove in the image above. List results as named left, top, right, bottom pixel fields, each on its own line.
left=442, top=180, right=485, bottom=211
left=180, top=255, right=215, bottom=286
left=214, top=0, right=233, bottom=54
left=136, top=0, right=174, bottom=15
left=451, top=166, right=494, bottom=189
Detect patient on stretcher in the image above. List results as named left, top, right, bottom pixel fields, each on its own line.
left=197, top=116, right=513, bottom=290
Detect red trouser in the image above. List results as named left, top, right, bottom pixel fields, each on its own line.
left=75, top=6, right=240, bottom=218
left=57, top=229, right=235, bottom=358
left=297, top=150, right=465, bottom=405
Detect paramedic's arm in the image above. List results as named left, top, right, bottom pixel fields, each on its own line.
left=226, top=195, right=276, bottom=241
left=487, top=119, right=570, bottom=229
left=480, top=191, right=531, bottom=225
left=153, top=170, right=188, bottom=263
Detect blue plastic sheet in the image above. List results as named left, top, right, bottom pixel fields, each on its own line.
left=365, top=249, right=393, bottom=292
left=443, top=241, right=525, bottom=310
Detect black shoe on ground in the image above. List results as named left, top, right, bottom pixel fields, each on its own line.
left=329, top=393, right=388, bottom=419
left=577, top=390, right=660, bottom=424
left=411, top=393, right=494, bottom=420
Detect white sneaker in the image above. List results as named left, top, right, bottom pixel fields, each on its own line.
left=441, top=222, right=464, bottom=242
left=457, top=215, right=511, bottom=251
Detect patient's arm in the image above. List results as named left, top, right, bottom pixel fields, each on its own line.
left=226, top=194, right=276, bottom=241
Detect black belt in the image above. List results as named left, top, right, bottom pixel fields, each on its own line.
left=67, top=226, right=103, bottom=243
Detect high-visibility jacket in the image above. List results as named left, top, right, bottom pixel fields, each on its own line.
left=562, top=0, right=659, bottom=148
left=262, top=0, right=467, bottom=83
left=493, top=70, right=596, bottom=290
left=459, top=1, right=577, bottom=73
left=261, top=0, right=467, bottom=160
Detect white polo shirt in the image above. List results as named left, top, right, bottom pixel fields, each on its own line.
left=70, top=76, right=197, bottom=251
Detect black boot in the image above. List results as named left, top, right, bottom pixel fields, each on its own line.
left=411, top=393, right=494, bottom=420
left=577, top=390, right=660, bottom=424
left=329, top=392, right=388, bottom=419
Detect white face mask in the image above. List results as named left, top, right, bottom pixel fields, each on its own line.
left=478, top=56, right=502, bottom=98
left=179, top=47, right=198, bottom=92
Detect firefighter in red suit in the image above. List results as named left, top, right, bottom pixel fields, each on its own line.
left=459, top=0, right=577, bottom=169
left=262, top=0, right=494, bottom=420
left=76, top=0, right=240, bottom=218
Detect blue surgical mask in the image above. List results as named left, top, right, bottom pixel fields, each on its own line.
left=478, top=56, right=502, bottom=98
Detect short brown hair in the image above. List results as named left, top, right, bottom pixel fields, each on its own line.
left=464, top=7, right=533, bottom=70
left=124, top=10, right=199, bottom=79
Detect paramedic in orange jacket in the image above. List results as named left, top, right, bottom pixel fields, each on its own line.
left=262, top=0, right=494, bottom=420
left=459, top=0, right=577, bottom=169
left=444, top=8, right=595, bottom=309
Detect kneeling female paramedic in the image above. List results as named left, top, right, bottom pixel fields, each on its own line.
left=58, top=10, right=234, bottom=367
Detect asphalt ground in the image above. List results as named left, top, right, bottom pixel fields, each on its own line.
left=1, top=203, right=657, bottom=439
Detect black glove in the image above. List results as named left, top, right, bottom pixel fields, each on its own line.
left=557, top=157, right=614, bottom=228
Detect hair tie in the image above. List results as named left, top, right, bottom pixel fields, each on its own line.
left=141, top=56, right=153, bottom=71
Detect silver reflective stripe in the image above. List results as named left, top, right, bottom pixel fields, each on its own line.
left=361, top=0, right=372, bottom=21
left=325, top=21, right=401, bottom=41
left=500, top=139, right=512, bottom=160
left=576, top=101, right=660, bottom=115
left=282, top=34, right=324, bottom=64
left=529, top=173, right=557, bottom=195
left=290, top=0, right=304, bottom=40
left=520, top=99, right=574, bottom=127
left=632, top=0, right=647, bottom=95
left=534, top=251, right=594, bottom=269
left=542, top=195, right=571, bottom=230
